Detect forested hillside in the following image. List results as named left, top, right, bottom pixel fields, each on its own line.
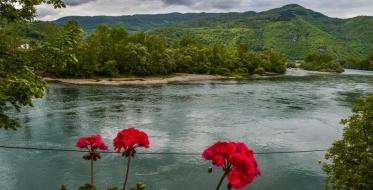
left=54, top=4, right=373, bottom=60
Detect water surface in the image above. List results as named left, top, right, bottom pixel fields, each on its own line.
left=0, top=69, right=372, bottom=190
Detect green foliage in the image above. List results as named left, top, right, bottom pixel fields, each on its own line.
left=0, top=0, right=63, bottom=129
left=54, top=13, right=217, bottom=33
left=0, top=0, right=65, bottom=22
left=301, top=53, right=344, bottom=73
left=53, top=4, right=373, bottom=59
left=130, top=182, right=146, bottom=190
left=105, top=188, right=118, bottom=190
left=341, top=52, right=373, bottom=71
left=0, top=23, right=47, bottom=129
left=23, top=23, right=287, bottom=78
left=253, top=67, right=265, bottom=75
left=33, top=20, right=83, bottom=76
left=286, top=62, right=297, bottom=68
left=78, top=184, right=97, bottom=190
left=323, top=96, right=373, bottom=189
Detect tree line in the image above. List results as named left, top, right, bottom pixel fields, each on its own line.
left=20, top=20, right=288, bottom=78
left=296, top=52, right=373, bottom=73
left=340, top=53, right=373, bottom=71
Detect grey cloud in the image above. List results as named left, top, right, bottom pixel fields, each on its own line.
left=63, top=0, right=96, bottom=6
left=37, top=0, right=373, bottom=21
left=161, top=0, right=195, bottom=6
left=210, top=0, right=245, bottom=9
left=161, top=0, right=244, bottom=9
left=37, top=6, right=58, bottom=18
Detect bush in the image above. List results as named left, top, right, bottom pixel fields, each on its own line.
left=253, top=67, right=265, bottom=75
left=286, top=62, right=297, bottom=68
left=233, top=68, right=249, bottom=74
left=216, top=67, right=231, bottom=76
left=99, top=60, right=119, bottom=77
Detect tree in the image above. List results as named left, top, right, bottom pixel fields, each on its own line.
left=36, top=20, right=83, bottom=76
left=266, top=50, right=287, bottom=74
left=55, top=20, right=83, bottom=76
left=323, top=95, right=373, bottom=189
left=0, top=0, right=65, bottom=22
left=0, top=0, right=65, bottom=129
left=119, top=43, right=151, bottom=75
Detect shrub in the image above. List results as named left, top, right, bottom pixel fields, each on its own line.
left=286, top=62, right=297, bottom=68
left=253, top=67, right=265, bottom=75
left=216, top=67, right=231, bottom=76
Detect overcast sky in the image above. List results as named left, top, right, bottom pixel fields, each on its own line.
left=36, top=0, right=373, bottom=21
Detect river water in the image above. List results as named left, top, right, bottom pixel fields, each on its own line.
left=0, top=69, right=372, bottom=190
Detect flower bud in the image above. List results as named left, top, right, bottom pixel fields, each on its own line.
left=208, top=166, right=213, bottom=173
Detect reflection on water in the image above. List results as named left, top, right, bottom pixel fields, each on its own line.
left=0, top=70, right=372, bottom=190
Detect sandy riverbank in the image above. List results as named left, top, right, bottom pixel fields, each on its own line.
left=44, top=74, right=227, bottom=86
left=44, top=68, right=360, bottom=86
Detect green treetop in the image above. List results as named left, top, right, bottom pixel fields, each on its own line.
left=323, top=95, right=373, bottom=189
left=0, top=0, right=65, bottom=129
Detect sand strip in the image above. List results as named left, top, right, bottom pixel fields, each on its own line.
left=44, top=74, right=226, bottom=86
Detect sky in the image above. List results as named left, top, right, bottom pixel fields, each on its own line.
left=36, top=0, right=373, bottom=21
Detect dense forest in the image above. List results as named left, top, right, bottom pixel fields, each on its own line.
left=3, top=18, right=373, bottom=80
left=55, top=4, right=373, bottom=60
left=3, top=20, right=288, bottom=78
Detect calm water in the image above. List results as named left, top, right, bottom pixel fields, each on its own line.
left=0, top=70, right=372, bottom=190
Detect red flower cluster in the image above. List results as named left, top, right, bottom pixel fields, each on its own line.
left=76, top=134, right=109, bottom=151
left=202, top=141, right=261, bottom=189
left=113, top=128, right=150, bottom=153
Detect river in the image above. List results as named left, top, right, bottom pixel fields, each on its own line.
left=0, top=69, right=372, bottom=190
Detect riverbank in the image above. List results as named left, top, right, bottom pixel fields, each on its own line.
left=44, top=69, right=371, bottom=86
left=44, top=74, right=227, bottom=85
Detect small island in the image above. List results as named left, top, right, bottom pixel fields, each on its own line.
left=299, top=53, right=344, bottom=73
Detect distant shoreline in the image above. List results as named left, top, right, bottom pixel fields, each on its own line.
left=44, top=74, right=227, bottom=86
left=44, top=69, right=372, bottom=86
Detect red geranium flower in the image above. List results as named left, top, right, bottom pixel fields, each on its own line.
left=202, top=141, right=260, bottom=190
left=113, top=128, right=150, bottom=154
left=76, top=134, right=109, bottom=151
left=228, top=153, right=261, bottom=189
left=75, top=134, right=109, bottom=189
left=202, top=141, right=237, bottom=166
left=114, top=128, right=150, bottom=190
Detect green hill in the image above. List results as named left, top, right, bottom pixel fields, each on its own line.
left=54, top=12, right=218, bottom=33
left=53, top=4, right=373, bottom=59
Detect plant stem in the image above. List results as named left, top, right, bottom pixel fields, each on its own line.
left=91, top=159, right=94, bottom=190
left=216, top=170, right=227, bottom=190
left=123, top=150, right=133, bottom=190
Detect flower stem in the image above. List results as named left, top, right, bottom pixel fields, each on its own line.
left=123, top=150, right=133, bottom=190
left=91, top=159, right=94, bottom=190
left=216, top=171, right=227, bottom=190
